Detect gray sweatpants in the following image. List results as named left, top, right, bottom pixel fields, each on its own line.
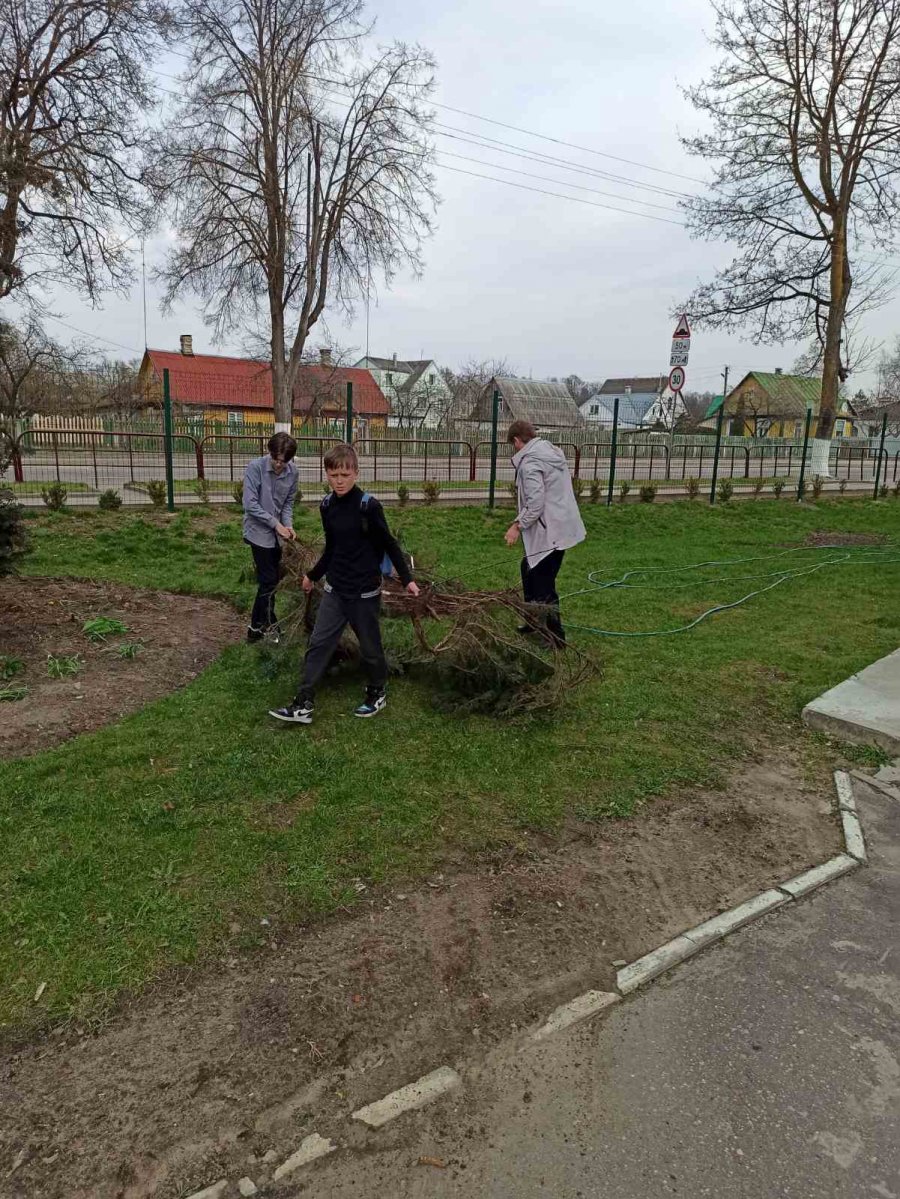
left=300, top=589, right=387, bottom=697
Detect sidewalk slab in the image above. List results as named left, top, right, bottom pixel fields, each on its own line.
left=801, top=648, right=900, bottom=753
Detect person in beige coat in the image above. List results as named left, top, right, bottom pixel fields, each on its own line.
left=504, top=419, right=586, bottom=645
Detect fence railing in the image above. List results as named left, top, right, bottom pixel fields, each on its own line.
left=3, top=426, right=894, bottom=506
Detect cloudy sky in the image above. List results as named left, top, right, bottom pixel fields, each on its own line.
left=34, top=0, right=900, bottom=393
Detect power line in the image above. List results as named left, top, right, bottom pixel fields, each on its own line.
left=434, top=151, right=682, bottom=213
left=42, top=312, right=143, bottom=354
left=434, top=163, right=685, bottom=226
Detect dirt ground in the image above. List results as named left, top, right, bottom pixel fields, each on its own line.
left=0, top=578, right=243, bottom=759
left=0, top=753, right=843, bottom=1199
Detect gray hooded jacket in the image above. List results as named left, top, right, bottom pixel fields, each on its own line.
left=512, top=438, right=586, bottom=565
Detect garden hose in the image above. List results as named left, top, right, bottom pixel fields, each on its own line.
left=556, top=544, right=900, bottom=639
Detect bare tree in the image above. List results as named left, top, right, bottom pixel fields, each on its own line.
left=0, top=0, right=172, bottom=303
left=442, top=358, right=515, bottom=425
left=158, top=0, right=437, bottom=429
left=0, top=316, right=89, bottom=431
left=680, top=0, right=900, bottom=473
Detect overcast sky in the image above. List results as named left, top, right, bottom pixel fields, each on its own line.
left=33, top=0, right=900, bottom=393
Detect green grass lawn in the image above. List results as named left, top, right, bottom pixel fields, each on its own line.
left=3, top=498, right=900, bottom=1035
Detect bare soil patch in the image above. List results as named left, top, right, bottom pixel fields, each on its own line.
left=0, top=753, right=842, bottom=1199
left=801, top=530, right=889, bottom=547
left=0, top=577, right=242, bottom=759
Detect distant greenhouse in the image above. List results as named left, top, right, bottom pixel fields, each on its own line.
left=468, top=377, right=583, bottom=428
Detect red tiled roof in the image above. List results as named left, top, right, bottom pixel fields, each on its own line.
left=293, top=365, right=389, bottom=416
left=145, top=350, right=274, bottom=409
left=143, top=351, right=388, bottom=415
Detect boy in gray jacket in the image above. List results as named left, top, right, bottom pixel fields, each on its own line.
left=505, top=420, right=586, bottom=645
left=243, top=432, right=298, bottom=642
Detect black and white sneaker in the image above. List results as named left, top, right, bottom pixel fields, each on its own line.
left=354, top=688, right=386, bottom=718
left=269, top=695, right=314, bottom=724
left=247, top=626, right=264, bottom=643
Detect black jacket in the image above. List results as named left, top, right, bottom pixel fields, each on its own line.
left=307, top=486, right=412, bottom=595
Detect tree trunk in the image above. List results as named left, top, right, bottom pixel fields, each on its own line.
left=812, top=220, right=850, bottom=478
left=270, top=309, right=293, bottom=433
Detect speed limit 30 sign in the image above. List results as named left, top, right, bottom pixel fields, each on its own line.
left=668, top=365, right=686, bottom=393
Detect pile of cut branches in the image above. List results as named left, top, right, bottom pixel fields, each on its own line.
left=276, top=536, right=594, bottom=715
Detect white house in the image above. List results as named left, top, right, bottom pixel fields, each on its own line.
left=355, top=354, right=452, bottom=429
left=580, top=376, right=685, bottom=430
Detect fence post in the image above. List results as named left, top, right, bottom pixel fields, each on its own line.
left=606, top=397, right=620, bottom=506
left=195, top=437, right=205, bottom=481
left=163, top=367, right=175, bottom=513
left=12, top=438, right=24, bottom=482
left=345, top=382, right=353, bottom=444
left=709, top=405, right=725, bottom=504
left=796, top=407, right=813, bottom=500
left=873, top=411, right=888, bottom=498
left=488, top=388, right=500, bottom=509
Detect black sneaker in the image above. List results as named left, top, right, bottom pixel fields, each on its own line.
left=247, top=626, right=264, bottom=643
left=354, top=688, right=386, bottom=718
left=269, top=695, right=314, bottom=724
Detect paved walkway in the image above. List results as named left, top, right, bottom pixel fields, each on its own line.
left=302, top=780, right=900, bottom=1198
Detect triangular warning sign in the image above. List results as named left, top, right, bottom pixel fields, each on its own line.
left=673, top=313, right=691, bottom=338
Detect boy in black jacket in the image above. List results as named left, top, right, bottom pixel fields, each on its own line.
left=269, top=443, right=419, bottom=724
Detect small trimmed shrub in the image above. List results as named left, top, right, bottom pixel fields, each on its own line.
left=397, top=483, right=410, bottom=507
left=751, top=476, right=765, bottom=498
left=879, top=483, right=888, bottom=499
left=0, top=656, right=24, bottom=680
left=46, top=653, right=82, bottom=678
left=773, top=479, right=785, bottom=499
left=618, top=480, right=631, bottom=502
left=98, top=488, right=122, bottom=511
left=571, top=477, right=585, bottom=503
left=232, top=482, right=244, bottom=505
left=41, top=481, right=67, bottom=511
left=589, top=478, right=602, bottom=503
left=811, top=475, right=824, bottom=500
left=83, top=616, right=129, bottom=641
left=717, top=479, right=733, bottom=503
left=193, top=478, right=211, bottom=505
left=422, top=480, right=442, bottom=504
left=797, top=478, right=806, bottom=501
left=839, top=479, right=847, bottom=495
left=686, top=476, right=700, bottom=500
left=893, top=480, right=900, bottom=498
left=0, top=487, right=28, bottom=576
left=638, top=482, right=657, bottom=503
left=146, top=480, right=167, bottom=508
left=507, top=481, right=518, bottom=501
left=116, top=642, right=143, bottom=659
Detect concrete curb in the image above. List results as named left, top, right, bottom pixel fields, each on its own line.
left=530, top=990, right=620, bottom=1040
left=351, top=1066, right=461, bottom=1129
left=179, top=770, right=871, bottom=1196
left=272, top=1132, right=336, bottom=1182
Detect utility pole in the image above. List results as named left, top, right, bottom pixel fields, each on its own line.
left=709, top=365, right=729, bottom=505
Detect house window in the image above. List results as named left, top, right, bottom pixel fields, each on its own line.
left=227, top=411, right=244, bottom=429
left=590, top=404, right=599, bottom=415
left=386, top=372, right=393, bottom=384
left=428, top=373, right=435, bottom=384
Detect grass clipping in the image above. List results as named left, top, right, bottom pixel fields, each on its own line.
left=278, top=537, right=594, bottom=715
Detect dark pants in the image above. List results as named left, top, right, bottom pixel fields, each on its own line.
left=300, top=590, right=387, bottom=697
left=249, top=542, right=282, bottom=630
left=521, top=549, right=565, bottom=643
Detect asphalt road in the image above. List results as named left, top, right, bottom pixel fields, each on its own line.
left=296, top=780, right=900, bottom=1199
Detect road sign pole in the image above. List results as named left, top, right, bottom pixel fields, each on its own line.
left=873, top=411, right=888, bottom=498
left=709, top=404, right=725, bottom=505
left=345, top=381, right=353, bottom=444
